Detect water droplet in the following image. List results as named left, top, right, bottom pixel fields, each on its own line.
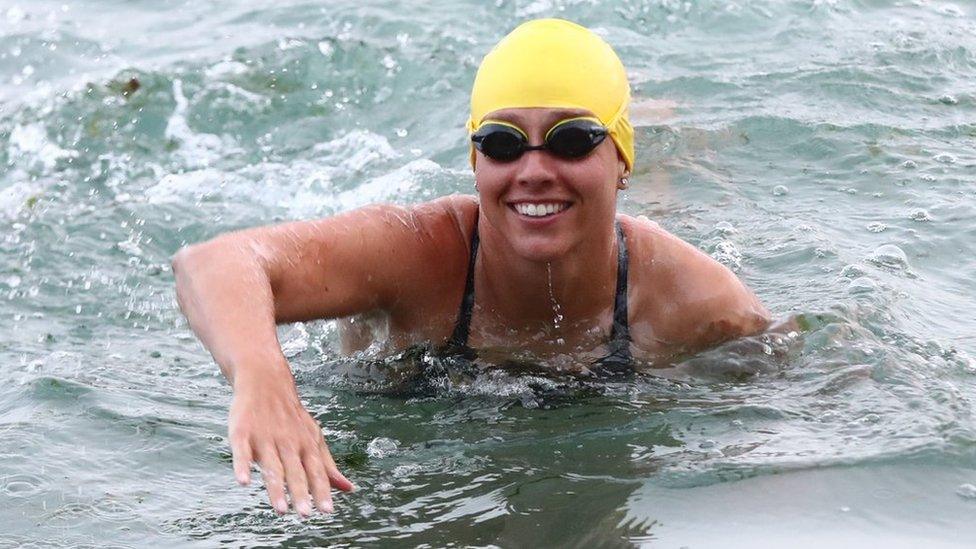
left=546, top=263, right=564, bottom=332
left=317, top=41, right=335, bottom=57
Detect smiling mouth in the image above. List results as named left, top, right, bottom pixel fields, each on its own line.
left=511, top=202, right=571, bottom=218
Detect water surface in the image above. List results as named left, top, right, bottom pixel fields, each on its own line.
left=2, top=0, right=976, bottom=546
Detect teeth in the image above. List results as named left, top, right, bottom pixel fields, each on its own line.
left=515, top=202, right=567, bottom=217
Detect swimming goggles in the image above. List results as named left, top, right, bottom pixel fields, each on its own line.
left=471, top=117, right=608, bottom=162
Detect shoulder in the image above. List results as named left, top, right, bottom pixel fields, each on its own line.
left=619, top=215, right=770, bottom=350
left=343, top=194, right=477, bottom=253
left=368, top=195, right=478, bottom=310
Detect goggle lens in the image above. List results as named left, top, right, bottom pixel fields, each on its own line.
left=478, top=127, right=524, bottom=162
left=472, top=118, right=608, bottom=162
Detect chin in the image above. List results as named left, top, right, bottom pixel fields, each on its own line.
left=510, top=234, right=573, bottom=263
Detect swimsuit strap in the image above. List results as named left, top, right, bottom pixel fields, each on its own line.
left=446, top=222, right=479, bottom=350
left=596, top=222, right=634, bottom=375
left=447, top=219, right=632, bottom=370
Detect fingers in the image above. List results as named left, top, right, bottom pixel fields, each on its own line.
left=256, top=446, right=289, bottom=515
left=320, top=444, right=356, bottom=493
left=301, top=449, right=334, bottom=513
left=280, top=445, right=313, bottom=517
left=230, top=434, right=253, bottom=486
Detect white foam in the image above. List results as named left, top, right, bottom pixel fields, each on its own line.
left=312, top=129, right=398, bottom=172
left=204, top=60, right=249, bottom=79
left=8, top=123, right=78, bottom=171
left=333, top=159, right=438, bottom=211
left=0, top=181, right=37, bottom=218
left=145, top=168, right=237, bottom=204
left=165, top=79, right=240, bottom=169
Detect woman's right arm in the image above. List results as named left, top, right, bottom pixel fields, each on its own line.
left=171, top=202, right=458, bottom=516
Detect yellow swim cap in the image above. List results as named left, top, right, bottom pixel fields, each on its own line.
left=467, top=18, right=634, bottom=172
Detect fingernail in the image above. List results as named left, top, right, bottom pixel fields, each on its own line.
left=322, top=499, right=334, bottom=514
left=298, top=501, right=313, bottom=517
left=274, top=499, right=288, bottom=514
left=236, top=474, right=250, bottom=486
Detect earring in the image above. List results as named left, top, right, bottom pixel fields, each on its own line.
left=618, top=177, right=629, bottom=190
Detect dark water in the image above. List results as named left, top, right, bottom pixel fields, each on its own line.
left=2, top=0, right=976, bottom=546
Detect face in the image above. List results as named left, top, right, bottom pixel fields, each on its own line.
left=474, top=107, right=627, bottom=262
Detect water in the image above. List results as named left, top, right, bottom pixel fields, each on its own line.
left=2, top=0, right=976, bottom=546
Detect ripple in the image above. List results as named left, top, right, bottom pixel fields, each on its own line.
left=0, top=473, right=45, bottom=498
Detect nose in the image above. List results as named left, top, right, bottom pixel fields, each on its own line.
left=514, top=148, right=558, bottom=188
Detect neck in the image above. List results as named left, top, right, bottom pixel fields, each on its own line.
left=475, top=217, right=619, bottom=330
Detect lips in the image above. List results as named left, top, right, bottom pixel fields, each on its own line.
left=510, top=201, right=571, bottom=218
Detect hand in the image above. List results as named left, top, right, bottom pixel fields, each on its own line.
left=228, top=371, right=355, bottom=516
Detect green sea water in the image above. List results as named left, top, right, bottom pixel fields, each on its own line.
left=2, top=0, right=976, bottom=547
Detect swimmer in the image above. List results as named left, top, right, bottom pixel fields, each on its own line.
left=173, top=18, right=769, bottom=516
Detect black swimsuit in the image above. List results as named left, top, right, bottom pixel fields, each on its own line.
left=445, top=220, right=634, bottom=376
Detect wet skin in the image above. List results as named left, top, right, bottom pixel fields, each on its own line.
left=172, top=107, right=769, bottom=516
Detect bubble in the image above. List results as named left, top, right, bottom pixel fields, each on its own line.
left=900, top=160, right=917, bottom=169
left=956, top=483, right=976, bottom=500
left=867, top=244, right=909, bottom=269
left=933, top=153, right=956, bottom=164
left=772, top=185, right=789, bottom=196
left=366, top=437, right=399, bottom=458
left=909, top=209, right=932, bottom=222
left=713, top=221, right=737, bottom=236
left=866, top=222, right=886, bottom=233
left=848, top=276, right=876, bottom=294
left=938, top=94, right=958, bottom=105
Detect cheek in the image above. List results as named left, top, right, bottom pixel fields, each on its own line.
left=474, top=161, right=514, bottom=195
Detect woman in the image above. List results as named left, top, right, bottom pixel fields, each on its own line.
left=173, top=19, right=769, bottom=516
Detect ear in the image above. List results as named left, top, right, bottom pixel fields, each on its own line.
left=614, top=150, right=629, bottom=177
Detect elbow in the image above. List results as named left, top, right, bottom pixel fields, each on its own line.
left=171, top=244, right=202, bottom=312
left=171, top=241, right=221, bottom=306
left=171, top=243, right=206, bottom=283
